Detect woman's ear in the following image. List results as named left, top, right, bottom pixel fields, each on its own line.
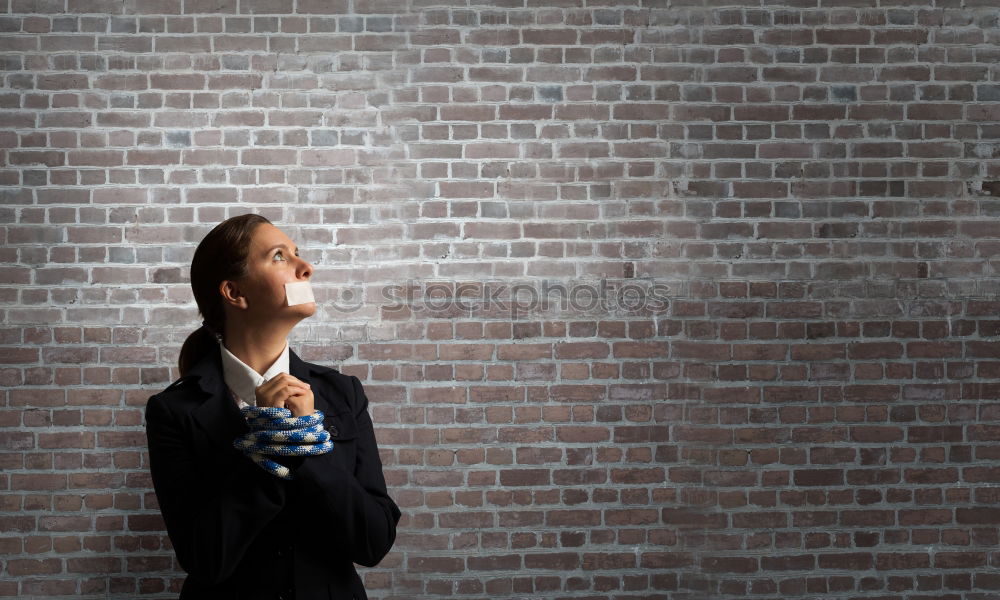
left=219, top=280, right=248, bottom=309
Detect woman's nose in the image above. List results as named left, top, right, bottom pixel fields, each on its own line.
left=298, top=257, right=313, bottom=279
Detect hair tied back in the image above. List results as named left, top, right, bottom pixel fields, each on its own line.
left=202, top=320, right=222, bottom=343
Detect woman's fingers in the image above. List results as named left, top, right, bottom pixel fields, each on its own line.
left=283, top=388, right=314, bottom=418
left=263, top=373, right=311, bottom=391
left=254, top=374, right=312, bottom=410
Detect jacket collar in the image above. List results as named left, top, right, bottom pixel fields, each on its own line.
left=184, top=342, right=343, bottom=452
left=219, top=339, right=291, bottom=407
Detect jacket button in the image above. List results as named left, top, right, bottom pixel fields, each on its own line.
left=327, top=424, right=339, bottom=437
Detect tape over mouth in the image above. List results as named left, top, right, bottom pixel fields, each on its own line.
left=284, top=281, right=315, bottom=306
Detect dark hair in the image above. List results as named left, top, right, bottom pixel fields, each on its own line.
left=177, top=213, right=273, bottom=375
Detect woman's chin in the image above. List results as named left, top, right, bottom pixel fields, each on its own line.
left=267, top=304, right=317, bottom=326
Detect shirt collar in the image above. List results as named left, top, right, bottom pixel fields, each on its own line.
left=218, top=339, right=290, bottom=407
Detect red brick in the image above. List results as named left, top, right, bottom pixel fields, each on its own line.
left=935, top=552, right=988, bottom=569
left=701, top=556, right=757, bottom=573
left=408, top=556, right=464, bottom=573
left=840, top=511, right=894, bottom=527
left=816, top=553, right=874, bottom=570
left=957, top=508, right=1000, bottom=524
left=524, top=553, right=579, bottom=570
left=761, top=554, right=815, bottom=571
left=547, top=510, right=600, bottom=526
left=7, top=559, right=62, bottom=576
left=498, top=469, right=549, bottom=486
left=876, top=552, right=931, bottom=570
left=467, top=554, right=521, bottom=570
left=582, top=553, right=636, bottom=569
left=640, top=552, right=691, bottom=571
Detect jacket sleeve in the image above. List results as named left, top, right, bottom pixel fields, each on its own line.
left=291, top=375, right=401, bottom=567
left=144, top=392, right=288, bottom=584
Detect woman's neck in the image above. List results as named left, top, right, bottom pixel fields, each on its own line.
left=222, top=326, right=290, bottom=376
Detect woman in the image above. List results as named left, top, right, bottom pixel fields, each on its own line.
left=145, top=214, right=400, bottom=600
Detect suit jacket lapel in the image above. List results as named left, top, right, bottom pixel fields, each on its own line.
left=288, top=347, right=349, bottom=418
left=288, top=349, right=321, bottom=410
left=289, top=349, right=358, bottom=444
left=188, top=345, right=248, bottom=453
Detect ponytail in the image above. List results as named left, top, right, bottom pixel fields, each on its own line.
left=177, top=325, right=221, bottom=376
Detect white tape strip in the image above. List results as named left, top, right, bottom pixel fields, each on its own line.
left=284, top=281, right=315, bottom=306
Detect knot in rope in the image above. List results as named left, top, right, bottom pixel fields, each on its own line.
left=233, top=406, right=333, bottom=480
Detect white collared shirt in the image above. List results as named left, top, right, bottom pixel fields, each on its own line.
left=219, top=339, right=290, bottom=409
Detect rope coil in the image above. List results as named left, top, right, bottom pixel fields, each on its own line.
left=233, top=406, right=333, bottom=480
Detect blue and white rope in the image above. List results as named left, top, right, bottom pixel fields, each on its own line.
left=233, top=406, right=333, bottom=480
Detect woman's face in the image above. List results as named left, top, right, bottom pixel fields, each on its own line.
left=225, top=223, right=316, bottom=325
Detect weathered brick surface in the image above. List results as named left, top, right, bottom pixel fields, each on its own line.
left=2, top=0, right=1000, bottom=598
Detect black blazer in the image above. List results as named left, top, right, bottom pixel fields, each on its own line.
left=144, top=344, right=400, bottom=600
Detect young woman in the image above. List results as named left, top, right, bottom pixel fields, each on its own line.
left=145, top=214, right=400, bottom=600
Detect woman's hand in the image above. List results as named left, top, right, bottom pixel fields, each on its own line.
left=254, top=373, right=314, bottom=418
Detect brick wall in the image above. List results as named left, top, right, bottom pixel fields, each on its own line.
left=3, top=0, right=1000, bottom=598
